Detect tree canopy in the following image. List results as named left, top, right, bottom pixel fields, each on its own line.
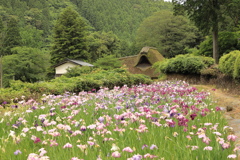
left=135, top=10, right=200, bottom=58
left=173, top=0, right=239, bottom=63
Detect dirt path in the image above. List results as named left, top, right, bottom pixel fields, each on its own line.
left=194, top=85, right=240, bottom=151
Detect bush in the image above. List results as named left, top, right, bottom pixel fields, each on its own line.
left=154, top=54, right=214, bottom=75
left=0, top=88, right=31, bottom=105
left=233, top=52, right=240, bottom=79
left=65, top=66, right=94, bottom=78
left=94, top=54, right=122, bottom=70
left=0, top=69, right=152, bottom=105
left=200, top=65, right=220, bottom=78
left=219, top=50, right=240, bottom=76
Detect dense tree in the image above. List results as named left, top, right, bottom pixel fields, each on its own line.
left=50, top=7, right=89, bottom=65
left=87, top=31, right=121, bottom=61
left=173, top=0, right=236, bottom=63
left=20, top=25, right=45, bottom=49
left=2, top=46, right=50, bottom=87
left=135, top=11, right=200, bottom=58
left=2, top=17, right=22, bottom=55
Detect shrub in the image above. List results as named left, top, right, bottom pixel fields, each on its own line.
left=200, top=65, right=220, bottom=78
left=154, top=54, right=214, bottom=75
left=0, top=87, right=32, bottom=105
left=219, top=50, right=240, bottom=76
left=233, top=53, right=240, bottom=79
left=65, top=66, right=94, bottom=78
left=0, top=69, right=152, bottom=104
left=94, top=54, right=122, bottom=70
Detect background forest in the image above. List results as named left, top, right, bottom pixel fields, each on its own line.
left=0, top=0, right=239, bottom=87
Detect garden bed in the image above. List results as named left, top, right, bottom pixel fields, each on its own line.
left=0, top=81, right=238, bottom=159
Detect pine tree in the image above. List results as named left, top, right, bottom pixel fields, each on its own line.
left=3, top=17, right=22, bottom=55
left=50, top=7, right=89, bottom=65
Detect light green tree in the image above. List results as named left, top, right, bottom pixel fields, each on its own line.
left=2, top=47, right=50, bottom=87
left=87, top=31, right=121, bottom=61
left=135, top=10, right=199, bottom=58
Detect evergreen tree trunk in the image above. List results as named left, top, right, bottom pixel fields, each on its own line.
left=212, top=0, right=219, bottom=64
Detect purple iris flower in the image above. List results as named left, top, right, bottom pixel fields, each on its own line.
left=98, top=117, right=104, bottom=123
left=14, top=150, right=22, bottom=155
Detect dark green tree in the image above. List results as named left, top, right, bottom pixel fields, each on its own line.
left=50, top=7, right=89, bottom=65
left=173, top=0, right=234, bottom=63
left=3, top=17, right=22, bottom=55
left=135, top=11, right=200, bottom=58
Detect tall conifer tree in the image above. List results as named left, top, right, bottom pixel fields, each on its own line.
left=3, top=17, right=22, bottom=55
left=50, top=7, right=89, bottom=65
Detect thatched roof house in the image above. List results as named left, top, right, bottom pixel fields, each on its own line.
left=119, top=47, right=165, bottom=78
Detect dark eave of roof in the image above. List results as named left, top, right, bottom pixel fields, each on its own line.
left=53, top=59, right=94, bottom=68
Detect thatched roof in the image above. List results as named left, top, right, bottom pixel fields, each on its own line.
left=119, top=47, right=164, bottom=78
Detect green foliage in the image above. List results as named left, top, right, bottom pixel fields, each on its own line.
left=94, top=54, right=122, bottom=70
left=50, top=7, right=90, bottom=65
left=173, top=0, right=230, bottom=34
left=2, top=47, right=50, bottom=87
left=2, top=17, right=22, bottom=55
left=233, top=53, right=240, bottom=79
left=219, top=50, right=240, bottom=77
left=198, top=32, right=240, bottom=58
left=173, top=0, right=239, bottom=64
left=20, top=25, right=45, bottom=49
left=135, top=11, right=200, bottom=58
left=0, top=17, right=4, bottom=50
left=87, top=31, right=121, bottom=61
left=0, top=69, right=152, bottom=103
left=0, top=86, right=32, bottom=104
left=65, top=66, right=93, bottom=78
left=76, top=0, right=173, bottom=44
left=154, top=54, right=214, bottom=75
left=224, top=0, right=240, bottom=31
left=200, top=65, right=221, bottom=78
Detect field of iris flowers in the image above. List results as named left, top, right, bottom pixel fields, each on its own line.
left=0, top=80, right=239, bottom=160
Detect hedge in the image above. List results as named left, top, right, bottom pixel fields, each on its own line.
left=0, top=69, right=152, bottom=105
left=154, top=54, right=214, bottom=75
left=219, top=50, right=240, bottom=78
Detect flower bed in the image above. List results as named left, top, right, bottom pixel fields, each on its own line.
left=0, top=81, right=238, bottom=160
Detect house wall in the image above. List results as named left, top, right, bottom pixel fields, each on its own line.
left=55, top=62, right=78, bottom=75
